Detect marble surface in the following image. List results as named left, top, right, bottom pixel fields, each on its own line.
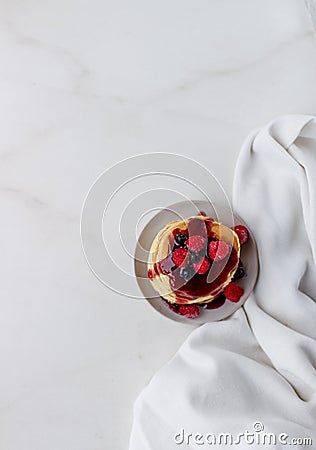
left=1, top=1, right=316, bottom=449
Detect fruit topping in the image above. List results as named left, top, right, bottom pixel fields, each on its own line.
left=189, top=252, right=202, bottom=263
left=232, top=225, right=249, bottom=245
left=171, top=248, right=188, bottom=267
left=193, top=257, right=211, bottom=274
left=186, top=235, right=206, bottom=253
left=232, top=262, right=245, bottom=280
left=208, top=240, right=229, bottom=261
left=178, top=304, right=200, bottom=318
left=175, top=233, right=188, bottom=247
left=223, top=282, right=244, bottom=302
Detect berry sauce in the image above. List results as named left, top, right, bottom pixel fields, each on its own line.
left=202, top=294, right=226, bottom=309
left=147, top=269, right=155, bottom=280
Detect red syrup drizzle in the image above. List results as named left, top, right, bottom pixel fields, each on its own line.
left=147, top=269, right=155, bottom=280
left=151, top=217, right=239, bottom=304
left=203, top=294, right=226, bottom=310
left=169, top=247, right=238, bottom=303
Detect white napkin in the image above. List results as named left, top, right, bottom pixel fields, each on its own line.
left=129, top=116, right=316, bottom=449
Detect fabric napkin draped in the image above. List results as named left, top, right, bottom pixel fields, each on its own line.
left=129, top=115, right=316, bottom=449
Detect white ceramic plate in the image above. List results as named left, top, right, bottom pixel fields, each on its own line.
left=134, top=200, right=258, bottom=324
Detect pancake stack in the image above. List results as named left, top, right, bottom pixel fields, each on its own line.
left=147, top=214, right=240, bottom=305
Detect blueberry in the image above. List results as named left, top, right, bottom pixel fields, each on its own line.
left=175, top=233, right=187, bottom=247
left=233, top=264, right=246, bottom=280
left=179, top=266, right=194, bottom=281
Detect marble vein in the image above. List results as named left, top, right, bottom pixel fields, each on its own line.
left=148, top=31, right=315, bottom=102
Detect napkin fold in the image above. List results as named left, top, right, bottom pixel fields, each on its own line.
left=129, top=116, right=316, bottom=449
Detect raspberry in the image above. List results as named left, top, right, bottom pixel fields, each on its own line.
left=208, top=240, right=229, bottom=261
left=179, top=304, right=200, bottom=319
left=171, top=248, right=188, bottom=267
left=189, top=252, right=201, bottom=263
left=223, top=282, right=244, bottom=303
left=186, top=235, right=206, bottom=252
left=232, top=225, right=249, bottom=245
left=193, top=257, right=211, bottom=274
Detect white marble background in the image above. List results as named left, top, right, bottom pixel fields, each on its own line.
left=1, top=1, right=316, bottom=449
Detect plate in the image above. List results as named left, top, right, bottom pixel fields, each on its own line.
left=134, top=200, right=258, bottom=324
